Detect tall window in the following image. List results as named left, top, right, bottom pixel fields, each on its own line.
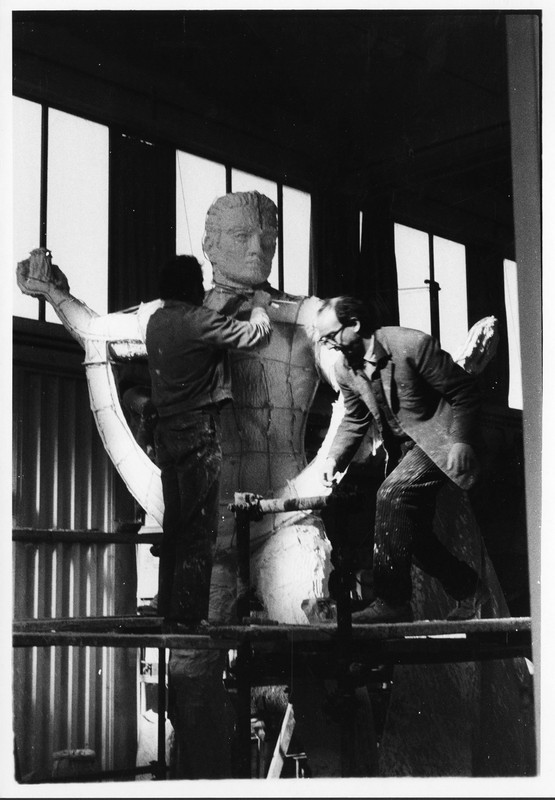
left=13, top=97, right=42, bottom=320
left=394, top=224, right=432, bottom=336
left=46, top=110, right=109, bottom=321
left=394, top=223, right=468, bottom=360
left=282, top=186, right=311, bottom=296
left=176, top=151, right=226, bottom=289
left=13, top=98, right=109, bottom=322
left=503, top=259, right=523, bottom=410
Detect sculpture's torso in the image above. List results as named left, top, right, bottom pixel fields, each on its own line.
left=203, top=287, right=331, bottom=622
left=205, top=287, right=321, bottom=499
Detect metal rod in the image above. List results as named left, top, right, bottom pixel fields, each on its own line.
left=229, top=492, right=355, bottom=517
left=259, top=494, right=334, bottom=514
left=13, top=528, right=163, bottom=544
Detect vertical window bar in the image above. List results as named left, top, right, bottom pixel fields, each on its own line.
left=39, top=104, right=49, bottom=322
left=426, top=233, right=440, bottom=343
left=277, top=183, right=284, bottom=291
left=225, top=165, right=232, bottom=194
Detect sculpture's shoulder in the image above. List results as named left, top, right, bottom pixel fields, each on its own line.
left=202, top=285, right=321, bottom=347
left=267, top=291, right=321, bottom=329
left=136, top=299, right=164, bottom=340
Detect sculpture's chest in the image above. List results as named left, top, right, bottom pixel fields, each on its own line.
left=207, top=291, right=320, bottom=407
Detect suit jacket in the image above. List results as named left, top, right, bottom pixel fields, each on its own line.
left=328, top=326, right=481, bottom=490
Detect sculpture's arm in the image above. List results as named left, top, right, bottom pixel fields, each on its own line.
left=17, top=247, right=164, bottom=524
left=16, top=248, right=147, bottom=348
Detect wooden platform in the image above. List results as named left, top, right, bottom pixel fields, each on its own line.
left=13, top=615, right=532, bottom=667
left=13, top=614, right=533, bottom=781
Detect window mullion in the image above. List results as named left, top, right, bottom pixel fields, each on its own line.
left=427, top=233, right=440, bottom=343
left=38, top=104, right=49, bottom=322
left=277, top=183, right=284, bottom=291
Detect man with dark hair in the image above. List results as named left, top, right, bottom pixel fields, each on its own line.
left=146, top=255, right=272, bottom=624
left=315, top=295, right=489, bottom=623
left=157, top=254, right=206, bottom=306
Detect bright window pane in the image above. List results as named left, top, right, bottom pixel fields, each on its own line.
left=504, top=259, right=523, bottom=410
left=282, top=186, right=310, bottom=296
left=231, top=169, right=279, bottom=288
left=46, top=109, right=109, bottom=322
left=176, top=152, right=226, bottom=289
left=394, top=223, right=431, bottom=334
left=13, top=97, right=42, bottom=319
left=434, top=236, right=468, bottom=359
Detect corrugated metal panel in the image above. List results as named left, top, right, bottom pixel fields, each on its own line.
left=13, top=364, right=137, bottom=781
left=13, top=369, right=113, bottom=532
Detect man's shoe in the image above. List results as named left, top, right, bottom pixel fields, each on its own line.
left=351, top=597, right=413, bottom=624
left=447, top=580, right=490, bottom=621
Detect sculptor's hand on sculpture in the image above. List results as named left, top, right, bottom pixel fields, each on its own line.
left=17, top=247, right=70, bottom=299
left=251, top=289, right=272, bottom=337
left=320, top=456, right=339, bottom=488
left=447, top=442, right=479, bottom=489
left=252, top=289, right=272, bottom=309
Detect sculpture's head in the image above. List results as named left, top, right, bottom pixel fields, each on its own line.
left=203, top=191, right=278, bottom=290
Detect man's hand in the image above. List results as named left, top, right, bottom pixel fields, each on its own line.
left=250, top=291, right=273, bottom=337
left=447, top=442, right=479, bottom=489
left=252, top=289, right=272, bottom=309
left=320, top=456, right=339, bottom=488
left=16, top=247, right=70, bottom=299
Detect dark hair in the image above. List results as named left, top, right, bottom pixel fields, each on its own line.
left=158, top=255, right=205, bottom=305
left=320, top=295, right=379, bottom=337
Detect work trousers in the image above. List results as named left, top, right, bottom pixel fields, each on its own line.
left=154, top=409, right=222, bottom=623
left=373, top=444, right=479, bottom=605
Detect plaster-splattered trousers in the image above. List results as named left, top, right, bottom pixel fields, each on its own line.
left=154, top=409, right=222, bottom=623
left=373, top=442, right=479, bottom=606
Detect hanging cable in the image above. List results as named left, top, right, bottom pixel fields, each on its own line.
left=176, top=153, right=194, bottom=253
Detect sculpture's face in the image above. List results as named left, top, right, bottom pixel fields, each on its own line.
left=208, top=205, right=277, bottom=289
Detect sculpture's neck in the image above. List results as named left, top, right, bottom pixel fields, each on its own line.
left=211, top=280, right=255, bottom=299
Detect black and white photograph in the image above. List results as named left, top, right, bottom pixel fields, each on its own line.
left=3, top=2, right=549, bottom=796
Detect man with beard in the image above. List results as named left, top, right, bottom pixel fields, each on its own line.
left=315, top=295, right=490, bottom=624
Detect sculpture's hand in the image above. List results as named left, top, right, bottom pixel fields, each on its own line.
left=16, top=247, right=70, bottom=299
left=455, top=316, right=499, bottom=375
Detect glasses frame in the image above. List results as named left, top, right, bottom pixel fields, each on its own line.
left=318, top=324, right=348, bottom=346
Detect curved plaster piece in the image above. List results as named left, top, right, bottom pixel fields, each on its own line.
left=84, top=336, right=164, bottom=525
